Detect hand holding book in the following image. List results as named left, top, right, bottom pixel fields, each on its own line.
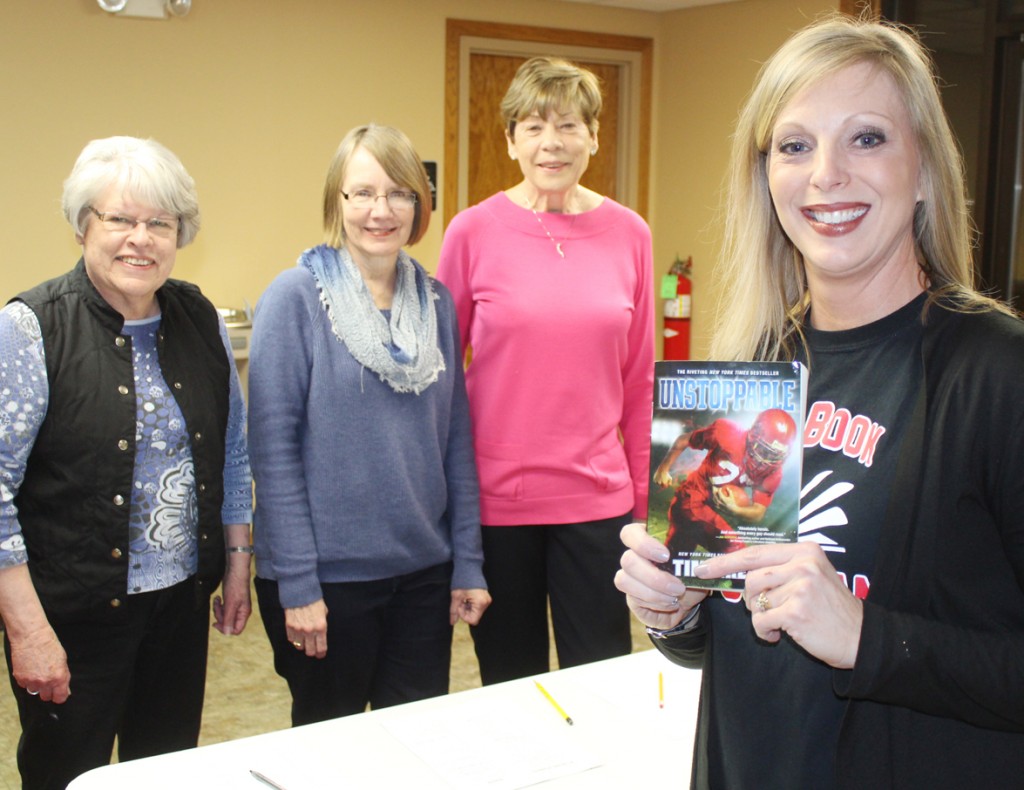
left=647, top=361, right=807, bottom=591
left=614, top=522, right=709, bottom=633
left=693, top=541, right=863, bottom=668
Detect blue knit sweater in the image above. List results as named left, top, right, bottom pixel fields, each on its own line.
left=249, top=264, right=485, bottom=609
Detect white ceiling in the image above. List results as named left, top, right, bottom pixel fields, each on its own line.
left=557, top=0, right=739, bottom=11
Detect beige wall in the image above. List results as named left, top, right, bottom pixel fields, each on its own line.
left=0, top=0, right=833, bottom=358
left=655, top=0, right=834, bottom=355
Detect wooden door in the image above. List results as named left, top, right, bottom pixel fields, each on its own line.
left=467, top=53, right=621, bottom=207
left=444, top=19, right=653, bottom=227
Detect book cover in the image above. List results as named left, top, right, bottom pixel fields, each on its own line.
left=647, top=360, right=806, bottom=591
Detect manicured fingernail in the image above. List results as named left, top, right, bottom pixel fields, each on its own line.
left=694, top=564, right=710, bottom=578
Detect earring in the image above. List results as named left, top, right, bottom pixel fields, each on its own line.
left=590, top=147, right=598, bottom=155
left=510, top=152, right=517, bottom=161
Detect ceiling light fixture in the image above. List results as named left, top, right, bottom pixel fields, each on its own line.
left=96, top=0, right=192, bottom=18
left=166, top=0, right=191, bottom=17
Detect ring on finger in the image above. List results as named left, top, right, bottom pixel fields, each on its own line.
left=292, top=641, right=303, bottom=650
left=27, top=689, right=40, bottom=696
left=755, top=590, right=771, bottom=613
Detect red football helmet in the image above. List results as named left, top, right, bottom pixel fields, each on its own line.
left=745, top=408, right=798, bottom=475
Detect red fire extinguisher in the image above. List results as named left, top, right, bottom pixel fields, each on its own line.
left=663, top=255, right=692, bottom=360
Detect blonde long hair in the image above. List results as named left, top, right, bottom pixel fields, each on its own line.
left=710, top=14, right=1002, bottom=362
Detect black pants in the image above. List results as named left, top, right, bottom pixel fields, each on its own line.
left=255, top=561, right=454, bottom=727
left=5, top=578, right=210, bottom=790
left=470, top=512, right=633, bottom=686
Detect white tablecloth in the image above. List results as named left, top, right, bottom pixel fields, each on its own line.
left=68, top=649, right=701, bottom=789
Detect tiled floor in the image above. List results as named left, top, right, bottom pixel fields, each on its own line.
left=1, top=597, right=651, bottom=788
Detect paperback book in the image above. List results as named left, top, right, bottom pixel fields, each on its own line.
left=647, top=360, right=806, bottom=591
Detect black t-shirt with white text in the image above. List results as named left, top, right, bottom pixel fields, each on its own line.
left=701, top=294, right=925, bottom=789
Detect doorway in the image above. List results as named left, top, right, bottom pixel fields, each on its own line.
left=983, top=30, right=1024, bottom=302
left=884, top=0, right=1024, bottom=306
left=444, top=19, right=653, bottom=227
left=465, top=53, right=621, bottom=208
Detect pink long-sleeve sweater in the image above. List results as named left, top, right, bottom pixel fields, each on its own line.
left=437, top=192, right=654, bottom=525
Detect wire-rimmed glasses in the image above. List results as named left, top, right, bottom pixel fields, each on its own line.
left=340, top=189, right=418, bottom=211
left=88, top=207, right=179, bottom=239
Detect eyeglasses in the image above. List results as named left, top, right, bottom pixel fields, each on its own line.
left=88, top=207, right=179, bottom=239
left=340, top=189, right=418, bottom=211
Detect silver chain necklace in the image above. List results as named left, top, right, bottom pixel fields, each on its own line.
left=528, top=201, right=578, bottom=258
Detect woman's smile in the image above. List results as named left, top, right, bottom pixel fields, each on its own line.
left=800, top=203, right=870, bottom=235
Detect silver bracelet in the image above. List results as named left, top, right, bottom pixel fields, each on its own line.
left=646, top=603, right=702, bottom=640
left=226, top=545, right=254, bottom=554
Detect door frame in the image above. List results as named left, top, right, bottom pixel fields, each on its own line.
left=444, top=19, right=653, bottom=227
left=977, top=32, right=1023, bottom=300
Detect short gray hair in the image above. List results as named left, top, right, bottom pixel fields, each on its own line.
left=62, top=136, right=201, bottom=248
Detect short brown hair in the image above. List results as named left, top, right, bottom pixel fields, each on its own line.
left=322, top=124, right=432, bottom=248
left=500, top=56, right=602, bottom=138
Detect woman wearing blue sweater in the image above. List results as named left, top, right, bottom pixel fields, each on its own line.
left=249, top=124, right=490, bottom=725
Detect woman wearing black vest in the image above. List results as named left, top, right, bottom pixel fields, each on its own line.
left=0, top=137, right=253, bottom=790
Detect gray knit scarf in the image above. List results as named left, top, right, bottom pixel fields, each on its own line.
left=300, top=244, right=445, bottom=394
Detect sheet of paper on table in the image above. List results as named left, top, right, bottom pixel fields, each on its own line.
left=381, top=692, right=602, bottom=789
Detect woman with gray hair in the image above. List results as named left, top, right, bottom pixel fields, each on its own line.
left=0, top=136, right=252, bottom=789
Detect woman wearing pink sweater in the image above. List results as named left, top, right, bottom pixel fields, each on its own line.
left=437, top=56, right=654, bottom=684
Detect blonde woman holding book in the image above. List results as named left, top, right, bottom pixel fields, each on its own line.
left=617, top=15, right=1024, bottom=789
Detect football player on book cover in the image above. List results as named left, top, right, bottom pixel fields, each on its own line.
left=653, top=408, right=797, bottom=555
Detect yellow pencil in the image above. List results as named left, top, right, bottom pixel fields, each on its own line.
left=659, top=671, right=664, bottom=709
left=534, top=680, right=573, bottom=725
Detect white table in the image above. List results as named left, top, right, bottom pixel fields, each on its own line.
left=68, top=650, right=701, bottom=789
